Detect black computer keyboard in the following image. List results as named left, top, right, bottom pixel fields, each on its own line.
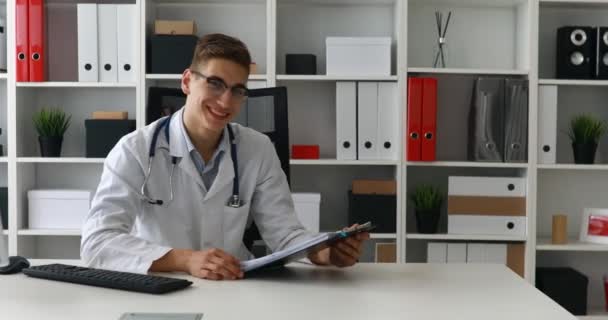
left=22, top=264, right=193, bottom=294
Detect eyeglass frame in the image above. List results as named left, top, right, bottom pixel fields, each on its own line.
left=189, top=69, right=249, bottom=101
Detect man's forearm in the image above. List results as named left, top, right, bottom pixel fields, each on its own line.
left=149, top=249, right=193, bottom=272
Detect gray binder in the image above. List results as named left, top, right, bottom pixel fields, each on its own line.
left=504, top=79, right=529, bottom=162
left=468, top=78, right=505, bottom=162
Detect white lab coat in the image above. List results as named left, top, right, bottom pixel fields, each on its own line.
left=81, top=108, right=315, bottom=274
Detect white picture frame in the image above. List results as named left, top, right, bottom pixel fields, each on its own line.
left=579, top=208, right=608, bottom=244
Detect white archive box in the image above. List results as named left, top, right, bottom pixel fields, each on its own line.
left=292, top=193, right=321, bottom=233
left=448, top=176, right=526, bottom=197
left=326, top=37, right=391, bottom=76
left=448, top=215, right=527, bottom=237
left=28, top=190, right=91, bottom=229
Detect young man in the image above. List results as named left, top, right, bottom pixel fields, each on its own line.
left=81, top=33, right=369, bottom=280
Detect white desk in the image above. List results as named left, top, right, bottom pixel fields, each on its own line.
left=0, top=260, right=575, bottom=320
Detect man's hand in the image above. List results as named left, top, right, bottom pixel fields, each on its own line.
left=151, top=248, right=244, bottom=280
left=185, top=248, right=244, bottom=280
left=308, top=224, right=371, bottom=267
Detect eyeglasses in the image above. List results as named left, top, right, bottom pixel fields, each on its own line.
left=190, top=70, right=249, bottom=101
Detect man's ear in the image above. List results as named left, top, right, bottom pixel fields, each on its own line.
left=181, top=69, right=192, bottom=95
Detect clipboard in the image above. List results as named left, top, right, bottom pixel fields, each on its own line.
left=241, top=222, right=376, bottom=274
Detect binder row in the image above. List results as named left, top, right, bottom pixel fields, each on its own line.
left=406, top=77, right=437, bottom=161
left=468, top=78, right=529, bottom=162
left=77, top=4, right=137, bottom=83
left=336, top=82, right=399, bottom=161
left=16, top=0, right=44, bottom=82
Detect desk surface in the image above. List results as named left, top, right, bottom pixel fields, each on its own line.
left=1, top=260, right=575, bottom=320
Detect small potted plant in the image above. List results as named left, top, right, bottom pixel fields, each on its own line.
left=33, top=108, right=71, bottom=157
left=410, top=184, right=443, bottom=234
left=567, top=114, right=607, bottom=164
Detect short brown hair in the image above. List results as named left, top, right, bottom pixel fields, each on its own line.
left=190, top=33, right=252, bottom=72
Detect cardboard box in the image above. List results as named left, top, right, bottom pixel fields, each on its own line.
left=352, top=179, right=396, bottom=195
left=507, top=243, right=525, bottom=278
left=375, top=243, right=396, bottom=263
left=92, top=111, right=128, bottom=120
left=28, top=190, right=90, bottom=229
left=447, top=196, right=526, bottom=216
left=154, top=20, right=196, bottom=35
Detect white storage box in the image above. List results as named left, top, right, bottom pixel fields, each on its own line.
left=28, top=190, right=91, bottom=229
left=448, top=176, right=526, bottom=197
left=326, top=37, right=391, bottom=76
left=292, top=193, right=321, bottom=232
left=448, top=215, right=527, bottom=237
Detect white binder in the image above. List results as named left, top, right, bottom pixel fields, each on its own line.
left=448, top=176, right=526, bottom=197
left=357, top=82, right=378, bottom=160
left=77, top=4, right=98, bottom=82
left=427, top=242, right=447, bottom=263
left=466, top=243, right=507, bottom=264
left=98, top=4, right=118, bottom=82
left=117, top=4, right=137, bottom=83
left=447, top=243, right=467, bottom=263
left=377, top=82, right=399, bottom=160
left=336, top=82, right=357, bottom=160
left=538, top=85, right=558, bottom=164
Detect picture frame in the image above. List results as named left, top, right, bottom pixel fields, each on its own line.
left=579, top=208, right=608, bottom=244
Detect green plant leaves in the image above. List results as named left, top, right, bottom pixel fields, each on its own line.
left=567, top=114, right=607, bottom=145
left=409, top=184, right=443, bottom=211
left=32, top=108, right=72, bottom=137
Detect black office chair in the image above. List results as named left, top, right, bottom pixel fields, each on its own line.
left=233, top=87, right=290, bottom=251
left=146, top=86, right=291, bottom=252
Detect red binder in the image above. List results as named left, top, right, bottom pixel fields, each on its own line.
left=406, top=77, right=422, bottom=161
left=16, top=0, right=29, bottom=82
left=28, top=0, right=45, bottom=82
left=421, top=78, right=438, bottom=161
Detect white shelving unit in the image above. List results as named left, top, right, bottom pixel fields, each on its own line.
left=0, top=0, right=604, bottom=316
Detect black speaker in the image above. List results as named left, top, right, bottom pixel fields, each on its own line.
left=556, top=26, right=596, bottom=79
left=597, top=27, right=608, bottom=79
left=148, top=35, right=198, bottom=74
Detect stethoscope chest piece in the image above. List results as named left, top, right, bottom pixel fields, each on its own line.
left=227, top=195, right=244, bottom=208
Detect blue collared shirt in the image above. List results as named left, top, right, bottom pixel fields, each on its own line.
left=178, top=113, right=229, bottom=191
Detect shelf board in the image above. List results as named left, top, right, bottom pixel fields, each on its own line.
left=537, top=238, right=608, bottom=252
left=0, top=73, right=6, bottom=79
left=539, top=79, right=608, bottom=86
left=409, top=0, right=527, bottom=7
left=537, top=164, right=608, bottom=170
left=406, top=233, right=527, bottom=241
left=16, top=82, right=136, bottom=88
left=370, top=233, right=397, bottom=240
left=290, top=159, right=399, bottom=166
left=406, top=161, right=528, bottom=168
left=17, top=157, right=105, bottom=164
left=0, top=157, right=7, bottom=163
left=2, top=230, right=7, bottom=236
left=276, top=74, right=398, bottom=81
left=407, top=67, right=529, bottom=75
left=18, top=229, right=81, bottom=236
left=541, top=0, right=608, bottom=7
left=146, top=74, right=267, bottom=81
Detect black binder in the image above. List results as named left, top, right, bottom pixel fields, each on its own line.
left=468, top=78, right=505, bottom=162
left=504, top=79, right=529, bottom=162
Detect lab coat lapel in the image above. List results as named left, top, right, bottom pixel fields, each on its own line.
left=168, top=108, right=206, bottom=191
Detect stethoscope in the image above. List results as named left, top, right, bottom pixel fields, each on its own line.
left=140, top=113, right=244, bottom=208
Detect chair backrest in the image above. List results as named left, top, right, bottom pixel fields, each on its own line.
left=233, top=87, right=290, bottom=252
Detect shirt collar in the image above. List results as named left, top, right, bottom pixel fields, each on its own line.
left=178, top=108, right=230, bottom=160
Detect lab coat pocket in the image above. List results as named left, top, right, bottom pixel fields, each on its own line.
left=222, top=203, right=251, bottom=251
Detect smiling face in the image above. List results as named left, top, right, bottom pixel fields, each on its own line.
left=181, top=58, right=249, bottom=135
